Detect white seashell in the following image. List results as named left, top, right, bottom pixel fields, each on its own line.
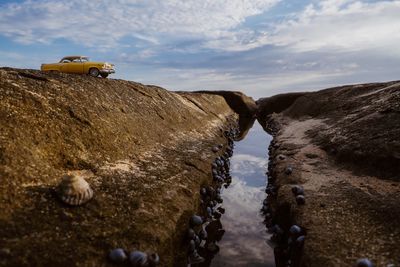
left=56, top=174, right=93, bottom=206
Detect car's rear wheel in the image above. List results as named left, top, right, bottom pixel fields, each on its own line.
left=100, top=73, right=109, bottom=78
left=89, top=68, right=99, bottom=77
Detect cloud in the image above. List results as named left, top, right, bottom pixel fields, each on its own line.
left=0, top=0, right=280, bottom=50
left=1, top=0, right=400, bottom=98
left=231, top=154, right=267, bottom=175
left=269, top=0, right=400, bottom=55
left=216, top=176, right=274, bottom=265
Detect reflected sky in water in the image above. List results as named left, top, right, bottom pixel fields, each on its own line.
left=210, top=121, right=274, bottom=267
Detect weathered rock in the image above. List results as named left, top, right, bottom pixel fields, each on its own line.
left=0, top=68, right=239, bottom=267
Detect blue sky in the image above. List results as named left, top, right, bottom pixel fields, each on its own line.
left=0, top=0, right=399, bottom=98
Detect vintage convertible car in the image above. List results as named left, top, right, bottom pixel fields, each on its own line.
left=41, top=56, right=115, bottom=78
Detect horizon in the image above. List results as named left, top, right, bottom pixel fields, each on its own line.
left=1, top=0, right=400, bottom=98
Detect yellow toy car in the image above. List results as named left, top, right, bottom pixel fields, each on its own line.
left=41, top=56, right=115, bottom=78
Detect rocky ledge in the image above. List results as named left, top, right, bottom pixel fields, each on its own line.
left=257, top=81, right=400, bottom=267
left=0, top=68, right=255, bottom=267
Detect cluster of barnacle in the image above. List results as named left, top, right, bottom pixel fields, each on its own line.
left=185, top=125, right=238, bottom=265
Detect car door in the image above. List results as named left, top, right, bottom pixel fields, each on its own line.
left=68, top=58, right=85, bottom=73
left=60, top=59, right=72, bottom=73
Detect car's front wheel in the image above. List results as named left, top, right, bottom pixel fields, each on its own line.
left=89, top=68, right=99, bottom=77
left=100, top=73, right=109, bottom=78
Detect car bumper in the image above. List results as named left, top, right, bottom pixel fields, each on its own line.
left=100, top=69, right=115, bottom=74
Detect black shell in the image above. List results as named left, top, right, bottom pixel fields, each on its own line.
left=190, top=215, right=203, bottom=226
left=109, top=248, right=127, bottom=263
left=356, top=258, right=374, bottom=267
left=129, top=251, right=148, bottom=267
left=296, top=195, right=306, bottom=205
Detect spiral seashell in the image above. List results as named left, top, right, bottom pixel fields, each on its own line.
left=56, top=174, right=93, bottom=206
left=129, top=251, right=148, bottom=267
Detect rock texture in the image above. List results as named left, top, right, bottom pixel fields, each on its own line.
left=257, top=81, right=400, bottom=267
left=0, top=68, right=248, bottom=266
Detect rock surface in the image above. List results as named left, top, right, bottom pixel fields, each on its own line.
left=258, top=81, right=400, bottom=267
left=0, top=68, right=253, bottom=266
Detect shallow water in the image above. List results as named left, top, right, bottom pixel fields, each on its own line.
left=209, top=121, right=274, bottom=267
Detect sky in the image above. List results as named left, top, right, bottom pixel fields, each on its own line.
left=0, top=0, right=399, bottom=98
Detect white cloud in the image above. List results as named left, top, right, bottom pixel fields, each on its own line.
left=270, top=0, right=400, bottom=54
left=231, top=154, right=267, bottom=175
left=0, top=0, right=279, bottom=50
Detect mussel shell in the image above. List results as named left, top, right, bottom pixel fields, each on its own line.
left=129, top=251, right=148, bottom=267
left=56, top=174, right=93, bottom=206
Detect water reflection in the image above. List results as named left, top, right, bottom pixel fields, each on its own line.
left=209, top=121, right=274, bottom=267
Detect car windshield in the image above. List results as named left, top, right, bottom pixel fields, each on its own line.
left=81, top=57, right=89, bottom=62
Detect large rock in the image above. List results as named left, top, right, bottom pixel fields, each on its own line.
left=257, top=81, right=400, bottom=267
left=0, top=68, right=236, bottom=266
